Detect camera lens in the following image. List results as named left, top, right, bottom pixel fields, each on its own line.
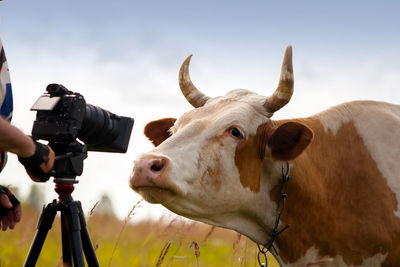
left=79, top=104, right=120, bottom=147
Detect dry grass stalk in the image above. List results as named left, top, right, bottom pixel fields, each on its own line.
left=183, top=221, right=197, bottom=236
left=164, top=217, right=178, bottom=233
left=189, top=241, right=200, bottom=258
left=233, top=232, right=242, bottom=250
left=162, top=217, right=195, bottom=242
left=202, top=225, right=216, bottom=243
left=107, top=199, right=143, bottom=267
left=156, top=241, right=171, bottom=267
left=189, top=241, right=200, bottom=267
left=126, top=199, right=143, bottom=221
left=88, top=201, right=99, bottom=216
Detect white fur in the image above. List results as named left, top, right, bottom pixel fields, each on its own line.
left=279, top=246, right=387, bottom=267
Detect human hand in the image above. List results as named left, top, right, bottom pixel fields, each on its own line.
left=18, top=140, right=55, bottom=182
left=0, top=186, right=21, bottom=231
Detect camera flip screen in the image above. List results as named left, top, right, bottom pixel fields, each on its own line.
left=31, top=95, right=61, bottom=111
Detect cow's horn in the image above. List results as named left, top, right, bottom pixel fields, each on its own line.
left=264, top=46, right=294, bottom=114
left=179, top=55, right=210, bottom=108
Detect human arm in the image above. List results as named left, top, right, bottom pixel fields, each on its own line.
left=0, top=116, right=55, bottom=230
left=0, top=116, right=55, bottom=181
left=0, top=116, right=35, bottom=158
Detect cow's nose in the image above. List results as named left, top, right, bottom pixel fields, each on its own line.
left=130, top=156, right=169, bottom=188
left=150, top=158, right=166, bottom=172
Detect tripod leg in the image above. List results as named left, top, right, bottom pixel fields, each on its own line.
left=24, top=200, right=58, bottom=267
left=77, top=202, right=100, bottom=267
left=65, top=200, right=85, bottom=267
left=61, top=211, right=73, bottom=266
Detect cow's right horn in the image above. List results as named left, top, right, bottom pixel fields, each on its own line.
left=179, top=55, right=210, bottom=108
left=264, top=46, right=294, bottom=115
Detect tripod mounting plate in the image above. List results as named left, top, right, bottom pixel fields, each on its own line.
left=54, top=178, right=79, bottom=185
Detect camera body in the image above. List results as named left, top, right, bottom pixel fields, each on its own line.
left=32, top=85, right=86, bottom=143
left=31, top=84, right=134, bottom=178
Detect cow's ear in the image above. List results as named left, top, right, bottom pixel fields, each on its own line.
left=144, top=118, right=177, bottom=147
left=268, top=122, right=313, bottom=161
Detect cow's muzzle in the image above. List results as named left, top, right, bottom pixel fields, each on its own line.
left=130, top=155, right=178, bottom=203
left=130, top=156, right=168, bottom=188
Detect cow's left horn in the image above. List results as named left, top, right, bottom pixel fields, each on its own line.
left=264, top=46, right=294, bottom=114
left=179, top=55, right=210, bottom=108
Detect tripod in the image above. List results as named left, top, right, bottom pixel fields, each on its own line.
left=24, top=180, right=100, bottom=267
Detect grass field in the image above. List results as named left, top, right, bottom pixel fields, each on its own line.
left=0, top=202, right=279, bottom=267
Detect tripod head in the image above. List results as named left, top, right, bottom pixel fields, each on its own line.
left=49, top=140, right=87, bottom=182
left=45, top=140, right=87, bottom=200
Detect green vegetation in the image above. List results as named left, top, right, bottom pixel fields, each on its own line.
left=0, top=203, right=278, bottom=266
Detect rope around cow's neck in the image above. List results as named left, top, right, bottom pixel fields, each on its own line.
left=257, top=162, right=290, bottom=267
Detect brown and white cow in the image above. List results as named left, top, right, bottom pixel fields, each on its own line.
left=130, top=47, right=400, bottom=266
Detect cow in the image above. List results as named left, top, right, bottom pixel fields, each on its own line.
left=129, top=46, right=400, bottom=266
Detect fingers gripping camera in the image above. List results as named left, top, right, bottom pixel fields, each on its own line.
left=18, top=139, right=55, bottom=182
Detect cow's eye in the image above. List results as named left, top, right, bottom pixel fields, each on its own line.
left=230, top=127, right=243, bottom=138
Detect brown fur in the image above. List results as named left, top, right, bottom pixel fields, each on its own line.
left=270, top=118, right=400, bottom=265
left=199, top=136, right=225, bottom=191
left=234, top=123, right=270, bottom=192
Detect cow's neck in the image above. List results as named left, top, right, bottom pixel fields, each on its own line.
left=265, top=118, right=345, bottom=264
left=200, top=159, right=283, bottom=247
left=222, top=159, right=283, bottom=244
left=268, top=155, right=327, bottom=264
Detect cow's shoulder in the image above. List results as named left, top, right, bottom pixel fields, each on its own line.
left=272, top=101, right=400, bottom=266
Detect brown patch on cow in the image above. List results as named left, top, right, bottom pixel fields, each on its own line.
left=199, top=160, right=222, bottom=191
left=200, top=171, right=206, bottom=185
left=235, top=123, right=272, bottom=192
left=198, top=136, right=224, bottom=191
left=144, top=118, right=177, bottom=146
left=270, top=118, right=400, bottom=265
left=205, top=166, right=222, bottom=191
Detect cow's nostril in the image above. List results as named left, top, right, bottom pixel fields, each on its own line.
left=150, top=158, right=165, bottom=172
left=151, top=164, right=162, bottom=172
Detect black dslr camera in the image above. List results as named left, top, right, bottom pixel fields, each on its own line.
left=30, top=84, right=134, bottom=179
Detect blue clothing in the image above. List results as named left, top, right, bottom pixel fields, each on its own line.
left=0, top=38, right=13, bottom=121
left=0, top=38, right=13, bottom=171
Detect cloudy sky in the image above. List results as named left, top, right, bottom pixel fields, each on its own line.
left=0, top=0, right=399, bottom=220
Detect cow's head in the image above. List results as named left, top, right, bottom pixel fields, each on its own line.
left=130, top=47, right=313, bottom=243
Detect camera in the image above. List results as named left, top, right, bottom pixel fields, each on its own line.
left=30, top=84, right=134, bottom=178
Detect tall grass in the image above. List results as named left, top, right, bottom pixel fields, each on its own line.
left=0, top=203, right=278, bottom=266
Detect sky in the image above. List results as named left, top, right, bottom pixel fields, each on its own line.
left=0, top=0, right=399, bottom=221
